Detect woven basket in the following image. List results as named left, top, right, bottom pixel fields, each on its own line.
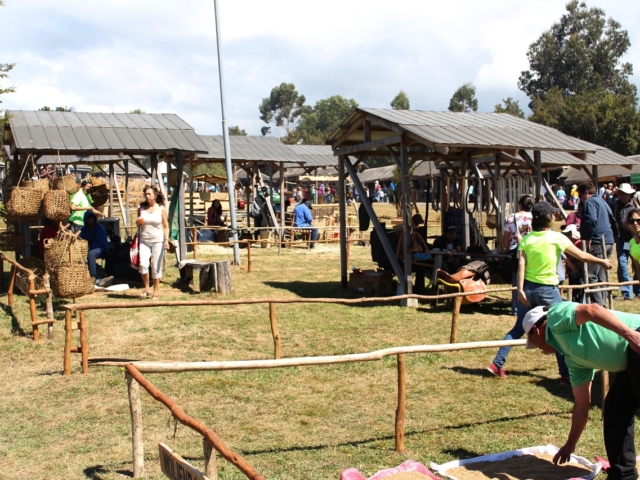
left=0, top=231, right=24, bottom=252
left=6, top=187, right=44, bottom=219
left=88, top=184, right=109, bottom=207
left=52, top=175, right=79, bottom=195
left=43, top=236, right=86, bottom=272
left=21, top=178, right=50, bottom=192
left=50, top=263, right=94, bottom=299
left=17, top=257, right=46, bottom=290
left=43, top=190, right=71, bottom=221
left=2, top=176, right=19, bottom=207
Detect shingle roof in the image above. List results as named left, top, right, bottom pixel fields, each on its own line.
left=559, top=155, right=640, bottom=184
left=198, top=135, right=338, bottom=166
left=328, top=109, right=628, bottom=159
left=7, top=110, right=208, bottom=154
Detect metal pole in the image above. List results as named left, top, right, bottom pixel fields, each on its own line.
left=213, top=0, right=240, bottom=266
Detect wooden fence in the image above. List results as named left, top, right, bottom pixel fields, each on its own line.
left=123, top=339, right=526, bottom=479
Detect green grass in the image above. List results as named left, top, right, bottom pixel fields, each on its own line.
left=0, top=224, right=636, bottom=479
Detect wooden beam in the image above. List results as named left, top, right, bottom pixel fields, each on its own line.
left=331, top=116, right=365, bottom=149
left=361, top=112, right=405, bottom=135
left=338, top=156, right=348, bottom=288
left=387, top=146, right=402, bottom=170
left=334, top=134, right=403, bottom=157
left=175, top=150, right=187, bottom=261
left=403, top=131, right=449, bottom=155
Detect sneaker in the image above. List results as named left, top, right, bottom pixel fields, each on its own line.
left=488, top=363, right=507, bottom=379
left=97, top=276, right=114, bottom=288
left=559, top=377, right=571, bottom=386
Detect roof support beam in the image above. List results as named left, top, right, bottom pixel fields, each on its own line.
left=580, top=165, right=596, bottom=183
left=342, top=154, right=406, bottom=288
left=516, top=150, right=537, bottom=171
left=361, top=112, right=405, bottom=135
left=387, top=146, right=402, bottom=170
left=334, top=134, right=402, bottom=157
left=404, top=131, right=449, bottom=156
left=331, top=116, right=365, bottom=149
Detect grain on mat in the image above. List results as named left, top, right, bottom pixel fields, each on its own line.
left=445, top=453, right=592, bottom=480
left=383, top=473, right=431, bottom=480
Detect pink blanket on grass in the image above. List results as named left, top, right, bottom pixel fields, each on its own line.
left=341, top=460, right=442, bottom=480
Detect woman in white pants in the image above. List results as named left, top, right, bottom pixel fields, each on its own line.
left=138, top=185, right=169, bottom=299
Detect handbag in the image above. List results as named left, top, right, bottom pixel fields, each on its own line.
left=130, top=207, right=142, bottom=270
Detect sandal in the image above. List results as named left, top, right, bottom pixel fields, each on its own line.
left=151, top=295, right=159, bottom=301
left=140, top=291, right=149, bottom=299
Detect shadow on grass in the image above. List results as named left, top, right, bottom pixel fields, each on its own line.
left=242, top=410, right=569, bottom=456
left=442, top=448, right=483, bottom=460
left=265, top=281, right=367, bottom=300
left=0, top=302, right=26, bottom=337
left=83, top=464, right=132, bottom=479
left=449, top=366, right=575, bottom=402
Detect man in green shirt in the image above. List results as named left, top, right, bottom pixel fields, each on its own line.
left=69, top=180, right=103, bottom=232
left=524, top=302, right=640, bottom=479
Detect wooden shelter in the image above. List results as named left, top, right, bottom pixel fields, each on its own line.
left=3, top=110, right=208, bottom=258
left=559, top=154, right=640, bottom=186
left=327, top=108, right=634, bottom=295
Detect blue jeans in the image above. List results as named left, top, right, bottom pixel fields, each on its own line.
left=617, top=238, right=634, bottom=299
left=493, top=280, right=569, bottom=378
left=87, top=247, right=106, bottom=279
left=511, top=272, right=517, bottom=316
left=297, top=224, right=318, bottom=248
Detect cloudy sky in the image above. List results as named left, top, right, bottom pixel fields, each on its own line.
left=2, top=0, right=640, bottom=138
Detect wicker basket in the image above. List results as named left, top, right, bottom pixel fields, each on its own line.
left=17, top=257, right=46, bottom=290
left=43, top=236, right=86, bottom=272
left=50, top=263, right=94, bottom=299
left=88, top=184, right=109, bottom=207
left=0, top=231, right=24, bottom=252
left=52, top=175, right=79, bottom=195
left=5, top=187, right=44, bottom=220
left=21, top=178, right=50, bottom=192
left=43, top=190, right=71, bottom=221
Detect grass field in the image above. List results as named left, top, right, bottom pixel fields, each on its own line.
left=0, top=205, right=636, bottom=479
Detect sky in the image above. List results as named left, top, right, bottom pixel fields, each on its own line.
left=2, top=0, right=640, bottom=138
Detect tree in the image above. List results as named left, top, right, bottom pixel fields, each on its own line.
left=39, top=106, right=70, bottom=112
left=494, top=97, right=525, bottom=118
left=130, top=109, right=146, bottom=114
left=390, top=90, right=410, bottom=110
left=519, top=1, right=640, bottom=154
left=448, top=83, right=478, bottom=112
left=228, top=126, right=247, bottom=136
left=259, top=83, right=311, bottom=143
left=297, top=95, right=358, bottom=144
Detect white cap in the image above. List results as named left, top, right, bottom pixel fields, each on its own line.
left=618, top=183, right=636, bottom=195
left=561, top=223, right=580, bottom=241
left=523, top=306, right=548, bottom=349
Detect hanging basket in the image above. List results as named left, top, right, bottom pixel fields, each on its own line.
left=0, top=231, right=24, bottom=252
left=50, top=263, right=94, bottom=299
left=21, top=178, right=50, bottom=192
left=43, top=190, right=71, bottom=221
left=17, top=257, right=47, bottom=290
left=88, top=184, right=109, bottom=207
left=52, top=175, right=79, bottom=195
left=5, top=187, right=44, bottom=220
left=43, top=236, right=86, bottom=272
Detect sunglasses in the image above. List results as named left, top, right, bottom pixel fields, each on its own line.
left=629, top=218, right=640, bottom=225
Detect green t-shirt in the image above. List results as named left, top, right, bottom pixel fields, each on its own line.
left=517, top=230, right=572, bottom=285
left=546, top=302, right=640, bottom=387
left=630, top=238, right=640, bottom=264
left=69, top=190, right=91, bottom=225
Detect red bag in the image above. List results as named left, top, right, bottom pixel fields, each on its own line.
left=130, top=231, right=141, bottom=270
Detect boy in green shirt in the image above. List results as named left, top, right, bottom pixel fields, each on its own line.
left=69, top=180, right=103, bottom=232
left=524, top=302, right=640, bottom=479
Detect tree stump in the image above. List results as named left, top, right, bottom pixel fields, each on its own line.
left=212, top=260, right=232, bottom=294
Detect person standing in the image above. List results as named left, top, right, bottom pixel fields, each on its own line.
left=502, top=195, right=533, bottom=316
left=578, top=182, right=615, bottom=306
left=570, top=184, right=579, bottom=211
left=292, top=200, right=318, bottom=248
left=488, top=201, right=612, bottom=380
left=523, top=302, right=640, bottom=477
left=69, top=180, right=103, bottom=233
left=137, top=185, right=169, bottom=299
left=626, top=208, right=640, bottom=301
left=613, top=184, right=638, bottom=301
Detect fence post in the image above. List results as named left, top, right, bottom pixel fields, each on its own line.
left=450, top=296, right=463, bottom=344
left=80, top=311, right=89, bottom=374
left=126, top=372, right=146, bottom=478
left=203, top=438, right=218, bottom=480
left=193, top=226, right=198, bottom=260
left=44, top=274, right=54, bottom=339
left=29, top=277, right=38, bottom=342
left=247, top=241, right=252, bottom=273
left=64, top=310, right=73, bottom=375
left=269, top=302, right=281, bottom=359
left=395, top=353, right=406, bottom=453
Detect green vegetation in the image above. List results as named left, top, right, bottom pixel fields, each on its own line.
left=0, top=223, right=634, bottom=478
left=390, top=90, right=410, bottom=111
left=228, top=126, right=247, bottom=136
left=448, top=83, right=478, bottom=113
left=494, top=98, right=525, bottom=119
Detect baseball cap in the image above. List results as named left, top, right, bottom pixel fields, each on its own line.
left=561, top=223, right=580, bottom=241
left=531, top=201, right=560, bottom=220
left=523, top=306, right=548, bottom=349
left=446, top=225, right=456, bottom=231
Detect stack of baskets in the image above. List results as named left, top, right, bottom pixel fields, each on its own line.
left=44, top=229, right=93, bottom=299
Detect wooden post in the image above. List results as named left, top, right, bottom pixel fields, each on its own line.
left=80, top=311, right=89, bottom=374
left=203, top=438, right=218, bottom=480
left=189, top=155, right=194, bottom=218
left=279, top=162, right=285, bottom=257
left=7, top=266, right=16, bottom=307
left=175, top=151, right=187, bottom=261
left=400, top=140, right=413, bottom=296
left=338, top=155, right=348, bottom=288
left=29, top=277, right=38, bottom=342
left=395, top=353, right=406, bottom=453
left=44, top=274, right=54, bottom=339
left=64, top=310, right=73, bottom=375
left=601, top=236, right=613, bottom=310
left=247, top=241, right=252, bottom=274
left=126, top=372, right=146, bottom=478
left=346, top=238, right=351, bottom=273
left=125, top=159, right=130, bottom=226
left=602, top=370, right=609, bottom=416
left=109, top=163, right=115, bottom=218
left=192, top=226, right=198, bottom=260
left=214, top=261, right=232, bottom=295
left=450, top=296, right=463, bottom=344
left=269, top=302, right=281, bottom=359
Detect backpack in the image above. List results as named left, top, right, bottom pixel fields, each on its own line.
left=251, top=199, right=262, bottom=219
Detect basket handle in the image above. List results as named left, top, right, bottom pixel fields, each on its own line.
left=18, top=154, right=35, bottom=183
